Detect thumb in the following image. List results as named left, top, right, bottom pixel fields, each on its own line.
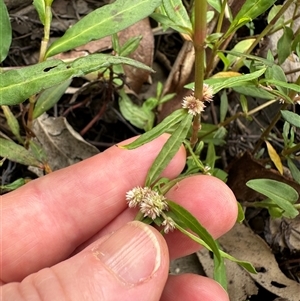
left=2, top=222, right=169, bottom=301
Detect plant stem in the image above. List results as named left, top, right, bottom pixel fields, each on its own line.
left=253, top=75, right=300, bottom=154
left=27, top=2, right=53, bottom=142
left=191, top=0, right=207, bottom=148
left=232, top=0, right=295, bottom=71
left=39, top=4, right=52, bottom=63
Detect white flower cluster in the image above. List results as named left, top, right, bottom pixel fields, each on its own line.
left=126, top=186, right=176, bottom=233
left=182, top=83, right=214, bottom=115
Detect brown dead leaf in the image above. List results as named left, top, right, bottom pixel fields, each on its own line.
left=53, top=19, right=154, bottom=94
left=216, top=223, right=300, bottom=301
left=227, top=152, right=300, bottom=203
left=32, top=114, right=99, bottom=171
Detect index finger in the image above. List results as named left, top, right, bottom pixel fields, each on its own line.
left=1, top=135, right=186, bottom=283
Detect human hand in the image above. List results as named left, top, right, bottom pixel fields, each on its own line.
left=1, top=135, right=237, bottom=301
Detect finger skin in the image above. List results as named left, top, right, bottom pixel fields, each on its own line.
left=1, top=222, right=169, bottom=301
left=163, top=175, right=238, bottom=259
left=76, top=175, right=238, bottom=260
left=1, top=135, right=186, bottom=283
left=161, top=274, right=229, bottom=301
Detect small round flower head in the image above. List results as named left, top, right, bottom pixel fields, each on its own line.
left=140, top=190, right=168, bottom=219
left=182, top=95, right=206, bottom=116
left=126, top=186, right=151, bottom=208
left=161, top=216, right=176, bottom=233
left=126, top=186, right=168, bottom=220
left=202, top=83, right=214, bottom=103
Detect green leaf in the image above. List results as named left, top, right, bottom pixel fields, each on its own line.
left=281, top=110, right=300, bottom=128
left=267, top=5, right=284, bottom=25
left=46, top=0, right=162, bottom=57
left=207, top=0, right=222, bottom=13
left=205, top=142, right=216, bottom=170
left=239, top=94, right=248, bottom=114
left=119, top=36, right=142, bottom=57
left=1, top=105, right=23, bottom=143
left=33, top=0, right=46, bottom=25
left=246, top=179, right=299, bottom=218
left=0, top=178, right=26, bottom=193
left=277, top=26, right=294, bottom=65
left=220, top=250, right=257, bottom=274
left=167, top=200, right=223, bottom=269
left=0, top=138, right=43, bottom=168
left=213, top=242, right=227, bottom=290
left=118, top=89, right=155, bottom=131
left=150, top=13, right=192, bottom=35
left=145, top=114, right=192, bottom=186
left=0, top=0, right=12, bottom=63
left=287, top=158, right=300, bottom=184
left=226, top=39, right=256, bottom=66
left=264, top=65, right=288, bottom=94
left=205, top=68, right=266, bottom=93
left=122, top=109, right=187, bottom=149
left=233, top=85, right=274, bottom=100
left=33, top=79, right=71, bottom=119
left=231, top=0, right=276, bottom=29
left=168, top=201, right=256, bottom=274
left=220, top=90, right=228, bottom=122
left=28, top=140, right=48, bottom=164
left=0, top=54, right=154, bottom=106
left=237, top=202, right=245, bottom=222
left=161, top=0, right=193, bottom=35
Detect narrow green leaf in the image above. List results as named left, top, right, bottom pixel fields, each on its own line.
left=264, top=65, right=288, bottom=94
left=46, top=0, right=162, bottom=57
left=239, top=94, right=248, bottom=114
left=226, top=39, right=256, bottom=66
left=33, top=79, right=71, bottom=119
left=246, top=179, right=299, bottom=218
left=28, top=140, right=48, bottom=164
left=220, top=90, right=228, bottom=122
left=237, top=202, right=245, bottom=222
left=231, top=0, right=276, bottom=28
left=1, top=105, right=23, bottom=143
left=1, top=178, right=26, bottom=192
left=281, top=110, right=300, bottom=128
left=0, top=138, right=43, bottom=168
left=119, top=36, right=142, bottom=57
left=207, top=0, right=222, bottom=13
left=233, top=85, right=274, bottom=100
left=213, top=244, right=227, bottom=290
left=206, top=68, right=266, bottom=94
left=267, top=5, right=284, bottom=25
left=118, top=89, right=155, bottom=131
left=0, top=0, right=12, bottom=63
left=122, top=109, right=187, bottom=149
left=220, top=251, right=257, bottom=274
left=33, top=0, right=46, bottom=25
left=287, top=158, right=300, bottom=184
left=0, top=54, right=154, bottom=106
left=167, top=200, right=222, bottom=266
left=145, top=114, right=192, bottom=186
left=277, top=26, right=294, bottom=65
left=222, top=50, right=275, bottom=67
left=0, top=59, right=73, bottom=106
left=205, top=142, right=216, bottom=170
left=162, top=0, right=193, bottom=34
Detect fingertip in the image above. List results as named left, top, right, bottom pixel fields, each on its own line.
left=168, top=175, right=238, bottom=236
left=162, top=274, right=229, bottom=301
left=164, top=175, right=238, bottom=258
